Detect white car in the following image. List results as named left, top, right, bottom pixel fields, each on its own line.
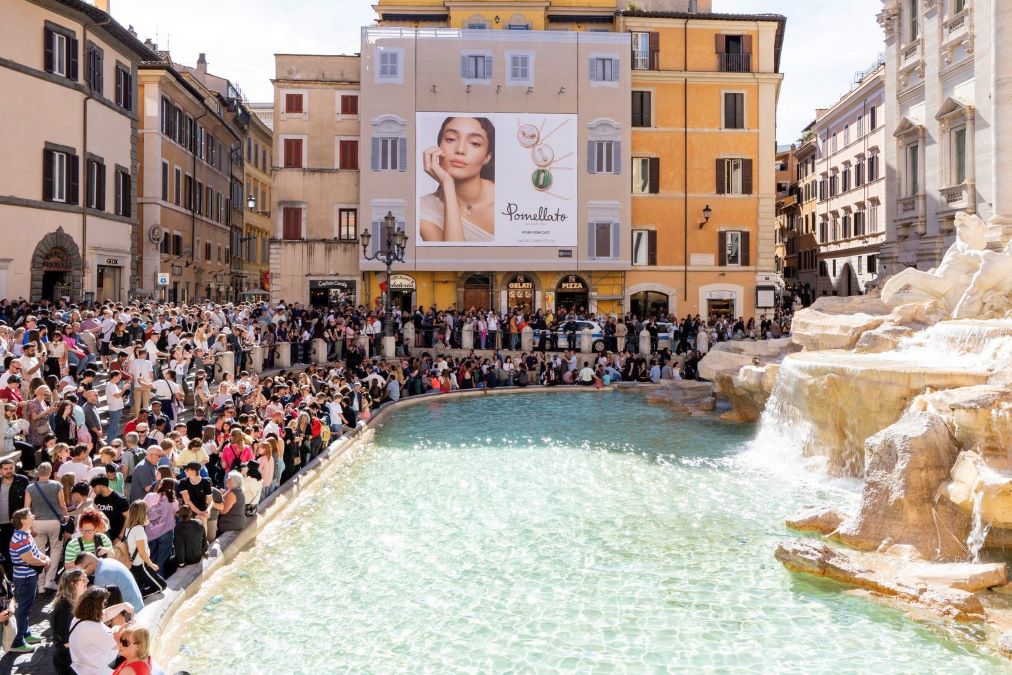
left=546, top=320, right=607, bottom=352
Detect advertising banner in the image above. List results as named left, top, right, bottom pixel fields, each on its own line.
left=416, top=112, right=577, bottom=247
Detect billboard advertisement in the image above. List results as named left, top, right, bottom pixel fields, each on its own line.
left=416, top=112, right=577, bottom=247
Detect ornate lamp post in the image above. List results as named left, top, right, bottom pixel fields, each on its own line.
left=360, top=211, right=408, bottom=356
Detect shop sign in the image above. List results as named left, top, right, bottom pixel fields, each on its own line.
left=756, top=285, right=776, bottom=308
left=558, top=249, right=573, bottom=258
left=104, top=258, right=122, bottom=266
left=389, top=274, right=416, bottom=290
left=310, top=279, right=357, bottom=295
left=558, top=275, right=586, bottom=292
left=507, top=275, right=534, bottom=290
left=43, top=248, right=74, bottom=272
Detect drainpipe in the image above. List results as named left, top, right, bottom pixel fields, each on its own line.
left=191, top=108, right=210, bottom=297
left=81, top=12, right=113, bottom=300
left=683, top=18, right=689, bottom=306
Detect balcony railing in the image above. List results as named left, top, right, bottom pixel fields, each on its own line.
left=718, top=53, right=751, bottom=73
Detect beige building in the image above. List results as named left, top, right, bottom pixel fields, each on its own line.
left=358, top=25, right=632, bottom=314
left=270, top=54, right=361, bottom=306
left=813, top=59, right=885, bottom=297
left=136, top=53, right=241, bottom=302
left=792, top=129, right=819, bottom=303
left=243, top=112, right=272, bottom=298
left=0, top=0, right=155, bottom=301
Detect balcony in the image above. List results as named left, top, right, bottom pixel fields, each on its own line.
left=718, top=53, right=751, bottom=73
left=939, top=183, right=974, bottom=213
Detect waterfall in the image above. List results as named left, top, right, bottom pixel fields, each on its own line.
left=966, top=490, right=991, bottom=563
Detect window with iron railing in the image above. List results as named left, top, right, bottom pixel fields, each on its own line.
left=716, top=34, right=751, bottom=73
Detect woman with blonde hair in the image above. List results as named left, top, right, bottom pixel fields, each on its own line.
left=112, top=624, right=154, bottom=675
left=25, top=384, right=57, bottom=448
left=123, top=500, right=167, bottom=597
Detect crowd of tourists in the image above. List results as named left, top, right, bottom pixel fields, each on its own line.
left=0, top=295, right=791, bottom=673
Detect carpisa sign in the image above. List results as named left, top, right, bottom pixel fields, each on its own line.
left=416, top=112, right=577, bottom=247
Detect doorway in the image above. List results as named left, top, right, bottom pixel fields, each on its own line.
left=42, top=271, right=70, bottom=302
left=462, top=275, right=492, bottom=311
left=630, top=291, right=669, bottom=319
left=505, top=274, right=535, bottom=313
left=706, top=298, right=735, bottom=320
left=555, top=275, right=589, bottom=315
left=31, top=230, right=82, bottom=302
left=96, top=265, right=122, bottom=302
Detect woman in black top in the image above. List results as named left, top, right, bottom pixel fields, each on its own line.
left=51, top=568, right=88, bottom=674
left=53, top=400, right=78, bottom=446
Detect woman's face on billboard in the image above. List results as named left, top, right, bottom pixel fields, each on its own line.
left=438, top=118, right=490, bottom=181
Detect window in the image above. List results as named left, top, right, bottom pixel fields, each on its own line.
left=338, top=208, right=357, bottom=240
left=205, top=242, right=212, bottom=261
left=857, top=115, right=864, bottom=136
left=262, top=149, right=268, bottom=172
left=506, top=13, right=531, bottom=29
left=908, top=0, right=919, bottom=41
left=820, top=220, right=828, bottom=243
left=855, top=161, right=864, bottom=187
left=465, top=14, right=488, bottom=29
left=170, top=234, right=181, bottom=256
left=43, top=148, right=77, bottom=204
left=907, top=144, right=920, bottom=195
left=85, top=44, right=102, bottom=93
left=953, top=127, right=967, bottom=184
left=217, top=193, right=223, bottom=223
left=339, top=140, right=358, bottom=170
left=507, top=52, right=532, bottom=85
left=86, top=158, right=105, bottom=210
left=632, top=91, right=652, bottom=127
left=829, top=174, right=838, bottom=197
left=372, top=137, right=405, bottom=171
left=832, top=133, right=838, bottom=153
left=461, top=52, right=493, bottom=81
left=44, top=27, right=77, bottom=80
left=631, top=229, right=656, bottom=265
left=589, top=222, right=617, bottom=258
left=632, top=157, right=659, bottom=194
left=716, top=158, right=752, bottom=195
left=195, top=181, right=202, bottom=215
left=284, top=93, right=303, bottom=114
left=868, top=155, right=879, bottom=181
left=716, top=34, right=751, bottom=72
left=160, top=161, right=168, bottom=201
left=114, top=169, right=131, bottom=217
left=174, top=168, right=181, bottom=206
left=282, top=207, right=303, bottom=240
left=246, top=138, right=252, bottom=162
left=842, top=168, right=851, bottom=193
left=868, top=254, right=878, bottom=274
left=819, top=260, right=828, bottom=277
left=631, top=32, right=658, bottom=70
left=588, top=140, right=620, bottom=174
left=184, top=175, right=193, bottom=210
left=854, top=210, right=865, bottom=236
left=844, top=124, right=850, bottom=146
left=206, top=186, right=213, bottom=217
left=589, top=56, right=620, bottom=83
left=115, top=65, right=132, bottom=110
left=283, top=138, right=304, bottom=168
left=719, top=230, right=749, bottom=266
left=340, top=95, right=358, bottom=116
left=869, top=106, right=877, bottom=130
left=217, top=246, right=222, bottom=262
left=723, top=92, right=744, bottom=129
left=377, top=49, right=402, bottom=82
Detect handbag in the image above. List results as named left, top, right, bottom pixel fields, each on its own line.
left=30, top=484, right=74, bottom=536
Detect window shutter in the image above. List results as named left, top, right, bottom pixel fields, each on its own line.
left=114, top=170, right=122, bottom=215
left=97, top=164, right=105, bottom=211
left=44, top=28, right=54, bottom=73
left=648, top=157, right=660, bottom=193
left=644, top=92, right=652, bottom=126
left=589, top=58, right=598, bottom=81
left=649, top=32, right=660, bottom=69
left=735, top=94, right=744, bottom=128
left=610, top=58, right=620, bottom=81
left=742, top=35, right=753, bottom=54
left=741, top=231, right=751, bottom=266
left=742, top=159, right=753, bottom=194
left=718, top=231, right=727, bottom=266
left=96, top=50, right=103, bottom=92
left=723, top=94, right=732, bottom=129
left=611, top=141, right=621, bottom=174
left=611, top=222, right=620, bottom=258
left=42, top=149, right=54, bottom=201
left=715, top=34, right=726, bottom=53
left=587, top=222, right=596, bottom=258
left=115, top=66, right=123, bottom=105
left=587, top=141, right=595, bottom=173
left=648, top=230, right=657, bottom=265
left=485, top=55, right=493, bottom=79
left=67, top=154, right=79, bottom=205
left=397, top=138, right=407, bottom=172
left=632, top=93, right=642, bottom=127
left=371, top=137, right=381, bottom=171
left=68, top=38, right=78, bottom=80
left=125, top=71, right=133, bottom=110
left=716, top=158, right=726, bottom=194
left=461, top=55, right=469, bottom=78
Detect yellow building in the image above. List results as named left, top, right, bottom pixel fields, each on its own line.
left=357, top=0, right=784, bottom=320
left=242, top=112, right=272, bottom=297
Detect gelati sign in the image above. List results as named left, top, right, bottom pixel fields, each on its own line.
left=507, top=275, right=534, bottom=290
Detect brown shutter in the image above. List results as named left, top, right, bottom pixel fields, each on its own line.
left=715, top=158, right=726, bottom=194
left=648, top=157, right=660, bottom=194
left=718, top=231, right=727, bottom=266
left=742, top=159, right=753, bottom=194
left=742, top=35, right=753, bottom=54
left=644, top=92, right=652, bottom=127
left=715, top=34, right=726, bottom=54
left=96, top=163, right=105, bottom=211
left=67, top=154, right=79, bottom=205
left=68, top=37, right=78, bottom=80
left=741, top=231, right=751, bottom=266
left=649, top=32, right=660, bottom=69
left=648, top=230, right=657, bottom=265
left=632, top=92, right=642, bottom=127
left=42, top=150, right=54, bottom=200
left=44, top=28, right=54, bottom=73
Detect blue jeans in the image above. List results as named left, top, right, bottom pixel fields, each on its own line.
left=148, top=530, right=174, bottom=571
left=12, top=574, right=37, bottom=647
left=106, top=408, right=123, bottom=442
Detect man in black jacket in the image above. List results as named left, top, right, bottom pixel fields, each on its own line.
left=0, top=459, right=29, bottom=576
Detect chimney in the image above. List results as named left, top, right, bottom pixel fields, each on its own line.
left=197, top=53, right=208, bottom=77
left=93, top=0, right=111, bottom=13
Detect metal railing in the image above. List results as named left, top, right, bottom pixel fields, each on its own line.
left=717, top=53, right=751, bottom=73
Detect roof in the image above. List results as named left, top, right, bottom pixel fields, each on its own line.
left=618, top=10, right=787, bottom=72
left=51, top=0, right=159, bottom=61
left=379, top=13, right=450, bottom=22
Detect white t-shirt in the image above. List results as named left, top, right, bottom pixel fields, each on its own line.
left=57, top=460, right=90, bottom=483
left=69, top=619, right=117, bottom=675
left=105, top=381, right=124, bottom=412
left=129, top=358, right=153, bottom=385
left=126, top=524, right=147, bottom=565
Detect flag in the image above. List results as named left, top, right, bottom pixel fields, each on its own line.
left=379, top=280, right=389, bottom=292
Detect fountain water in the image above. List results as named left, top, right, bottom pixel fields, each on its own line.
left=967, top=489, right=992, bottom=563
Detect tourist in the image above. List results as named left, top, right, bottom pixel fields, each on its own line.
left=52, top=568, right=89, bottom=674
left=173, top=506, right=207, bottom=568
left=111, top=624, right=154, bottom=675
left=24, top=462, right=68, bottom=592
left=91, top=475, right=130, bottom=541
left=74, top=553, right=144, bottom=614
left=143, top=478, right=178, bottom=573
left=214, top=471, right=246, bottom=537
left=68, top=587, right=133, bottom=675
left=123, top=500, right=167, bottom=597
left=9, top=508, right=48, bottom=653
left=0, top=458, right=29, bottom=574
left=128, top=446, right=160, bottom=503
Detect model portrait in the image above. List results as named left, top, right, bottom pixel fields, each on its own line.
left=419, top=116, right=496, bottom=243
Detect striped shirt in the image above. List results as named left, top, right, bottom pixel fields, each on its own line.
left=10, top=530, right=41, bottom=580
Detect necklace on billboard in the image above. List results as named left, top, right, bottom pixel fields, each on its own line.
left=516, top=117, right=573, bottom=200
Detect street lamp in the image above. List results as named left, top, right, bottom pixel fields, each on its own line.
left=699, top=204, right=713, bottom=229
left=360, top=211, right=407, bottom=345
left=247, top=193, right=256, bottom=210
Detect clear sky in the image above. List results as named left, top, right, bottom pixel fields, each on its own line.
left=108, top=0, right=885, bottom=143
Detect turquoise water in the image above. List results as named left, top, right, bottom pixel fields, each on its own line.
left=166, top=391, right=1004, bottom=673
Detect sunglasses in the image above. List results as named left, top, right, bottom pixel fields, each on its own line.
left=119, top=638, right=135, bottom=647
